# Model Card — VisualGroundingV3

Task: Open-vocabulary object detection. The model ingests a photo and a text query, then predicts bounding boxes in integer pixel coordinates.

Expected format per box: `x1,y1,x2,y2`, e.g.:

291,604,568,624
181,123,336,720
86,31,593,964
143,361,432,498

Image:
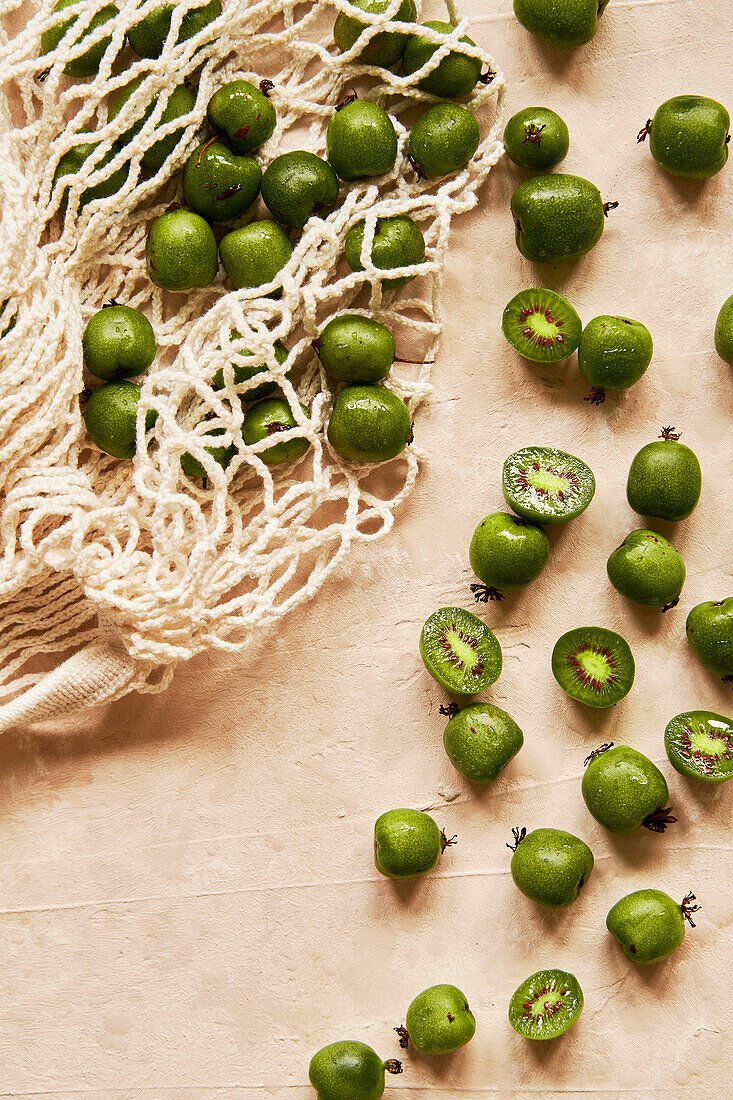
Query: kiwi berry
552,627,635,708
508,969,583,1040
664,710,733,785
503,446,595,524
502,288,582,363
420,607,502,695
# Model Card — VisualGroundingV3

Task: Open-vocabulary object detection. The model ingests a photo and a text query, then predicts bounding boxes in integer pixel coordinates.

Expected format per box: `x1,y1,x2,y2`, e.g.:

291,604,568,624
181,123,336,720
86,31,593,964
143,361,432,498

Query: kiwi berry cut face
552,627,635,708
503,446,595,524
420,607,502,696
502,288,581,363
664,710,733,784
508,969,583,1040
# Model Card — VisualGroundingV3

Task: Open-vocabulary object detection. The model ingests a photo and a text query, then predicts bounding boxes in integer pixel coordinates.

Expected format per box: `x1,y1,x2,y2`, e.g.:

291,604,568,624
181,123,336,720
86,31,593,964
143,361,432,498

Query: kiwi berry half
508,969,583,1040
420,607,502,695
503,446,595,524
664,710,733,784
502,288,582,363
552,627,635,708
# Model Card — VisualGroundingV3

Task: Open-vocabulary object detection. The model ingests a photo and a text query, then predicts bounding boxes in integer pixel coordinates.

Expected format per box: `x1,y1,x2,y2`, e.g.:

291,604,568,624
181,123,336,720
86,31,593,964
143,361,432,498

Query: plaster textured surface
1,1,732,1095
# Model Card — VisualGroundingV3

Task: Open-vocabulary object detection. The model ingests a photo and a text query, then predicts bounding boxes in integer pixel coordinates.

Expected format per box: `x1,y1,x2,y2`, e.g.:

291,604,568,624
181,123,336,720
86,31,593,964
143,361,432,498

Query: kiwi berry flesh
664,710,733,784
503,446,595,524
552,626,635,708
502,288,582,363
420,607,502,695
508,969,583,1040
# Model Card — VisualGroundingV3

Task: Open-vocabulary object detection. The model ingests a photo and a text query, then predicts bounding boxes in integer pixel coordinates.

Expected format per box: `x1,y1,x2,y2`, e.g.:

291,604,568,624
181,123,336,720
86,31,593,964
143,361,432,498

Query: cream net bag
0,0,505,731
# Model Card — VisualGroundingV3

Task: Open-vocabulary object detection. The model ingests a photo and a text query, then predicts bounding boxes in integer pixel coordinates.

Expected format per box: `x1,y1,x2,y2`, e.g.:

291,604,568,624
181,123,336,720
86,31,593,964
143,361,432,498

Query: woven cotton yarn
0,0,506,728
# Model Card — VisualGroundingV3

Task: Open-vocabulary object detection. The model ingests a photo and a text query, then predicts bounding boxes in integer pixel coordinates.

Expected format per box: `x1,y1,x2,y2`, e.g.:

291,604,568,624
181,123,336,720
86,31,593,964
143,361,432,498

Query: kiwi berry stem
470,582,505,604
36,66,51,83
641,806,677,833
394,1026,410,1049
440,829,458,853
583,742,614,767
79,386,92,407
103,300,119,308
335,91,358,111
165,200,182,213
507,826,527,852
439,702,460,717
196,135,218,166
637,120,651,143
385,1059,403,1075
603,201,619,217
406,153,427,181
478,69,495,85
584,387,606,406
680,892,701,927
661,599,680,613
660,425,681,441
259,79,275,96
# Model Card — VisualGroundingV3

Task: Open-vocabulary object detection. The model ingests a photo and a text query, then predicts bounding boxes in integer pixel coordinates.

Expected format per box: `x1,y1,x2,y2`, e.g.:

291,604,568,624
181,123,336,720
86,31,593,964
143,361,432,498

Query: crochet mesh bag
0,0,505,730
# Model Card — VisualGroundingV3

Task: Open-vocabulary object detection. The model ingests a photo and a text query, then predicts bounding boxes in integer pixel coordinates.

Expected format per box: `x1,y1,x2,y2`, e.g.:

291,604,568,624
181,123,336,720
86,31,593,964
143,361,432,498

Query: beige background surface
2,0,733,1095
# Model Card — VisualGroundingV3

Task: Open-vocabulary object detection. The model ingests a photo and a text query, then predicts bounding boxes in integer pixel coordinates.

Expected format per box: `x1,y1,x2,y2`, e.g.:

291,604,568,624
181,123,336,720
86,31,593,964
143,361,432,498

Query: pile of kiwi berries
42,2,493,478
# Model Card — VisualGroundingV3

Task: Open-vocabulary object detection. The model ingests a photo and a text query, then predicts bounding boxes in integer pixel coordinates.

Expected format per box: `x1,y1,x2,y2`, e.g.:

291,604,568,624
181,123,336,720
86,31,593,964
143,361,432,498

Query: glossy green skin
443,702,523,783
503,446,595,524
316,315,395,383
469,511,549,592
181,426,235,479
686,599,733,678
512,174,605,264
665,710,733,784
626,439,701,521
508,969,583,1039
606,529,685,608
408,103,480,177
374,808,443,878
242,397,310,467
261,151,339,229
578,316,653,391
146,208,218,291
108,81,195,172
42,0,119,78
419,607,502,695
714,294,733,366
182,141,261,222
513,0,608,48
127,0,222,58
405,985,475,1054
582,745,669,835
552,627,634,708
502,288,582,363
326,100,397,180
607,890,686,964
83,305,155,380
333,0,417,67
511,828,593,908
327,385,411,463
648,96,730,180
503,107,569,170
84,380,155,459
212,337,288,400
207,79,276,154
345,215,425,288
402,20,481,99
53,143,128,212
219,221,293,291
309,1041,392,1100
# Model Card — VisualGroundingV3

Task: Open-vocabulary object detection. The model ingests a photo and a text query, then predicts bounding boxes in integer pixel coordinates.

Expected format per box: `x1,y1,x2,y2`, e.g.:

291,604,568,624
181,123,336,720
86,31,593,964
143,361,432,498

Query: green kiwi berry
508,970,583,1040
513,0,608,49
327,385,411,463
82,304,155,380
314,314,395,383
503,107,569,170
242,396,310,467
686,598,733,680
407,102,480,178
53,142,129,212
400,985,475,1054
333,0,417,67
581,743,675,834
373,808,452,879
469,511,549,600
606,889,699,964
640,95,730,180
606,529,685,610
207,79,277,154
509,827,594,909
261,151,339,230
665,710,733,784
714,294,733,366
344,215,425,288
626,427,702,521
219,220,293,292
107,79,195,172
326,98,397,180
402,20,483,99
578,315,653,401
182,140,262,223
511,173,607,264
42,0,119,78
503,446,595,524
83,380,156,459
443,702,523,783
308,1040,402,1100
127,0,222,59
145,206,218,291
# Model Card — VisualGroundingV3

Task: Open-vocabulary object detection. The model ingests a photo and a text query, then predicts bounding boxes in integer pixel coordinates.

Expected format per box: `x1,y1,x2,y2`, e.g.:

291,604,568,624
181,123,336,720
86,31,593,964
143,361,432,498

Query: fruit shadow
520,1018,585,1069
400,1044,465,1082
598,928,690,995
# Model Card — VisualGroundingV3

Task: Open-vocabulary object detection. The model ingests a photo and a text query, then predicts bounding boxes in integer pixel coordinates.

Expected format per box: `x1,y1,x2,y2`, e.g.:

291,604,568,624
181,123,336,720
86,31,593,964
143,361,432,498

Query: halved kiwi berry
503,446,595,524
420,607,502,695
664,710,733,784
552,627,635,708
508,969,583,1040
502,288,582,363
